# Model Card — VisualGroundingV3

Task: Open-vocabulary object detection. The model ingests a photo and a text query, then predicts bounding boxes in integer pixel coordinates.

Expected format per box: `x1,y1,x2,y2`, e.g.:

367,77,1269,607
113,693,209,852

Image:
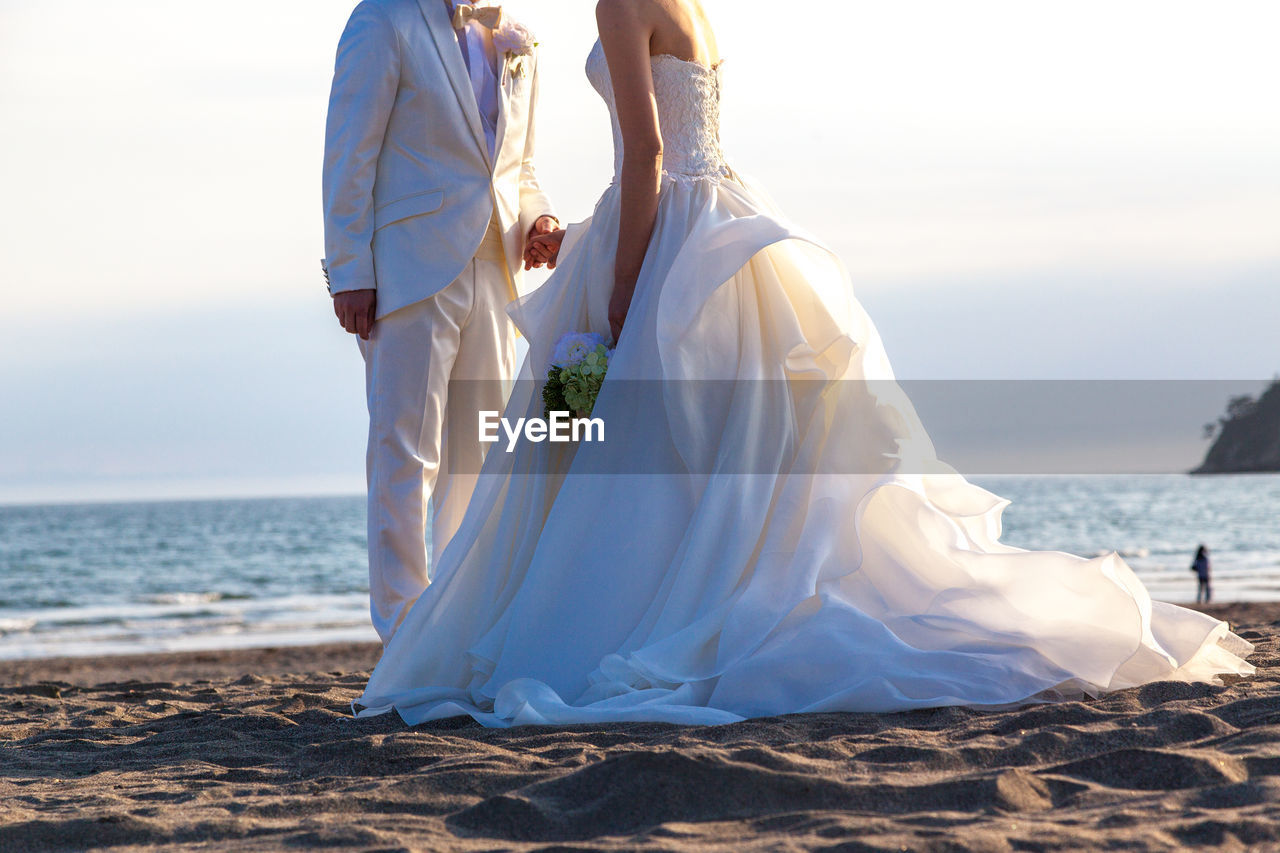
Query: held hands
333,289,377,340
523,215,563,270
524,229,565,270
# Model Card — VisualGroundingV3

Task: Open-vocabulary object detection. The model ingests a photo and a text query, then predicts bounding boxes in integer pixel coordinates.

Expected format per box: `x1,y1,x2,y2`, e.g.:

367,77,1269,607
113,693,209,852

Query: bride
355,0,1254,726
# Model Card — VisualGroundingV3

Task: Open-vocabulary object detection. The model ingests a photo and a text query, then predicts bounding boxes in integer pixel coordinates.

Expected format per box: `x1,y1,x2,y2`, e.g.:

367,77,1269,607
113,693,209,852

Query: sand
2,603,1277,851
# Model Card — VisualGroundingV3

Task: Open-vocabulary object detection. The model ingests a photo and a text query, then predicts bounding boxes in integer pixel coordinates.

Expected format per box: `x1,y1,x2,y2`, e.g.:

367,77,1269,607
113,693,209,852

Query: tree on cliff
1195,378,1280,474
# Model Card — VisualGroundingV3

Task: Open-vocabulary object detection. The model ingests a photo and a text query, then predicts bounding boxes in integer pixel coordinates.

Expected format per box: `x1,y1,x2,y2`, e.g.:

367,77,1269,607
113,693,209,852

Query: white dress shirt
444,0,501,160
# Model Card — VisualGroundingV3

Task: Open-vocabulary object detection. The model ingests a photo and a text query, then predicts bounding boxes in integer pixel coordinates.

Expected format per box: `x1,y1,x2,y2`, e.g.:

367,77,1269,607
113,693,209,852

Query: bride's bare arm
597,0,662,343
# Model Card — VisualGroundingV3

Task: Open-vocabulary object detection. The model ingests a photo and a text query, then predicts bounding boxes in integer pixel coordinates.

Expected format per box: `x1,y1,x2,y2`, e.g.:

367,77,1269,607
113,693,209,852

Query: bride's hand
523,229,566,270
609,280,635,343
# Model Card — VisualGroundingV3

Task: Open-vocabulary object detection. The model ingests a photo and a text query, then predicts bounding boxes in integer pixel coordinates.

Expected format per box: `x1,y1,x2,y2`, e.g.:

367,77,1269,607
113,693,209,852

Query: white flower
551,332,607,368
493,17,537,56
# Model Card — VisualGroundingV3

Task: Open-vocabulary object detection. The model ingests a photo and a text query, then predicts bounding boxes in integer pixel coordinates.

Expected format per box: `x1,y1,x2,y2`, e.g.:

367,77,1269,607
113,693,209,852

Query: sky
1,0,1278,502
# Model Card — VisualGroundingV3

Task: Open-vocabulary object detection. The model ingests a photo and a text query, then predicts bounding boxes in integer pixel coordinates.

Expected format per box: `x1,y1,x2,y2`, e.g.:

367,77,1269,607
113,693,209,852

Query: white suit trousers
358,223,517,644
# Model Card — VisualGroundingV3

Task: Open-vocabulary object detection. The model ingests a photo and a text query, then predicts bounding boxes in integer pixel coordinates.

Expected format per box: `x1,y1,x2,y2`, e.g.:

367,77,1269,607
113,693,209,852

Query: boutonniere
493,16,538,72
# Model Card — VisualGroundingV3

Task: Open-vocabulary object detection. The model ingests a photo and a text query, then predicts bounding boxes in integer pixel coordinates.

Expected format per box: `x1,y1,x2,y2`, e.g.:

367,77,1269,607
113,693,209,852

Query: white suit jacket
323,0,555,318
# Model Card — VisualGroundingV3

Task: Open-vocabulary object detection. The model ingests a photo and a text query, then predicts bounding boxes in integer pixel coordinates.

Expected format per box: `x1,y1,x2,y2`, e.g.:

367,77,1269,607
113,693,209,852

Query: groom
322,0,558,644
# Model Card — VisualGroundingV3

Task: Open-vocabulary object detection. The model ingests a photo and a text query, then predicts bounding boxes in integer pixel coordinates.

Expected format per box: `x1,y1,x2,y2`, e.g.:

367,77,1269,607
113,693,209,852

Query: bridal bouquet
542,332,612,418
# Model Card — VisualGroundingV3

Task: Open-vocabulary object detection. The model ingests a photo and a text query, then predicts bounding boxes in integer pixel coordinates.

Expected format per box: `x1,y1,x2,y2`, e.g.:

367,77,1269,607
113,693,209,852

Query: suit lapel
414,0,491,167
493,56,512,167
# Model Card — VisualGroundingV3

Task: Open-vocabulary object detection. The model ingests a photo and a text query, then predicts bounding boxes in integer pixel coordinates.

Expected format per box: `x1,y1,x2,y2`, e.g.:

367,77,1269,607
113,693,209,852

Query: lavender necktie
444,0,472,73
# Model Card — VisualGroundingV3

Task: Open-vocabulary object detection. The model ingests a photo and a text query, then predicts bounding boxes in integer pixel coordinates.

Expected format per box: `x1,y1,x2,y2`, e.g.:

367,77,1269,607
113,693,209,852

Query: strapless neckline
649,52,725,74
588,38,724,73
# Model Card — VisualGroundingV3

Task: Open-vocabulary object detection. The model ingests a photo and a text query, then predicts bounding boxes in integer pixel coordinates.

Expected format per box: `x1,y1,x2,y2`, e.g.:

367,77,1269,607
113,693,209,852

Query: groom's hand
524,215,561,270
333,289,377,341
524,230,566,271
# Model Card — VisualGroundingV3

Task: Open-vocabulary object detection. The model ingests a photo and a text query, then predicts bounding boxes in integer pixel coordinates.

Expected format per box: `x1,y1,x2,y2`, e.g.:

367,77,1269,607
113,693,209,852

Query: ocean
2,474,1278,660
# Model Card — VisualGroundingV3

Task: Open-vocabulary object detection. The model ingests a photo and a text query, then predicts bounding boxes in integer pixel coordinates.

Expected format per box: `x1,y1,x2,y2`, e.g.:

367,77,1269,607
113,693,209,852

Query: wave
0,616,38,636
0,592,375,660
1091,547,1151,559
143,592,236,605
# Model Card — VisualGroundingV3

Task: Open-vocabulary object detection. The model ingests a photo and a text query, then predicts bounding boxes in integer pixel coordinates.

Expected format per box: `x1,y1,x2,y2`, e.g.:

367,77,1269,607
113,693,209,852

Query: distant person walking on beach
1192,545,1212,604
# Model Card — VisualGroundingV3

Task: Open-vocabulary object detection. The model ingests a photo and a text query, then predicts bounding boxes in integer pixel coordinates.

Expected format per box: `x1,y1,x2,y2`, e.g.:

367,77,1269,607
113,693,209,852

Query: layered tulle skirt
355,172,1254,727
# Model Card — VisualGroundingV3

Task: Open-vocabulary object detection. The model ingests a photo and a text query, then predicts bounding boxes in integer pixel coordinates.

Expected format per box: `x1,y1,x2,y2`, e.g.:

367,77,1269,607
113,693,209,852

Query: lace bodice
585,39,729,183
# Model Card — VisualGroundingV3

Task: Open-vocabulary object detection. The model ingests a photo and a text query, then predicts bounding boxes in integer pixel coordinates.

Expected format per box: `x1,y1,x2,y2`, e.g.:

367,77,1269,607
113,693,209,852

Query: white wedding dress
354,41,1254,727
